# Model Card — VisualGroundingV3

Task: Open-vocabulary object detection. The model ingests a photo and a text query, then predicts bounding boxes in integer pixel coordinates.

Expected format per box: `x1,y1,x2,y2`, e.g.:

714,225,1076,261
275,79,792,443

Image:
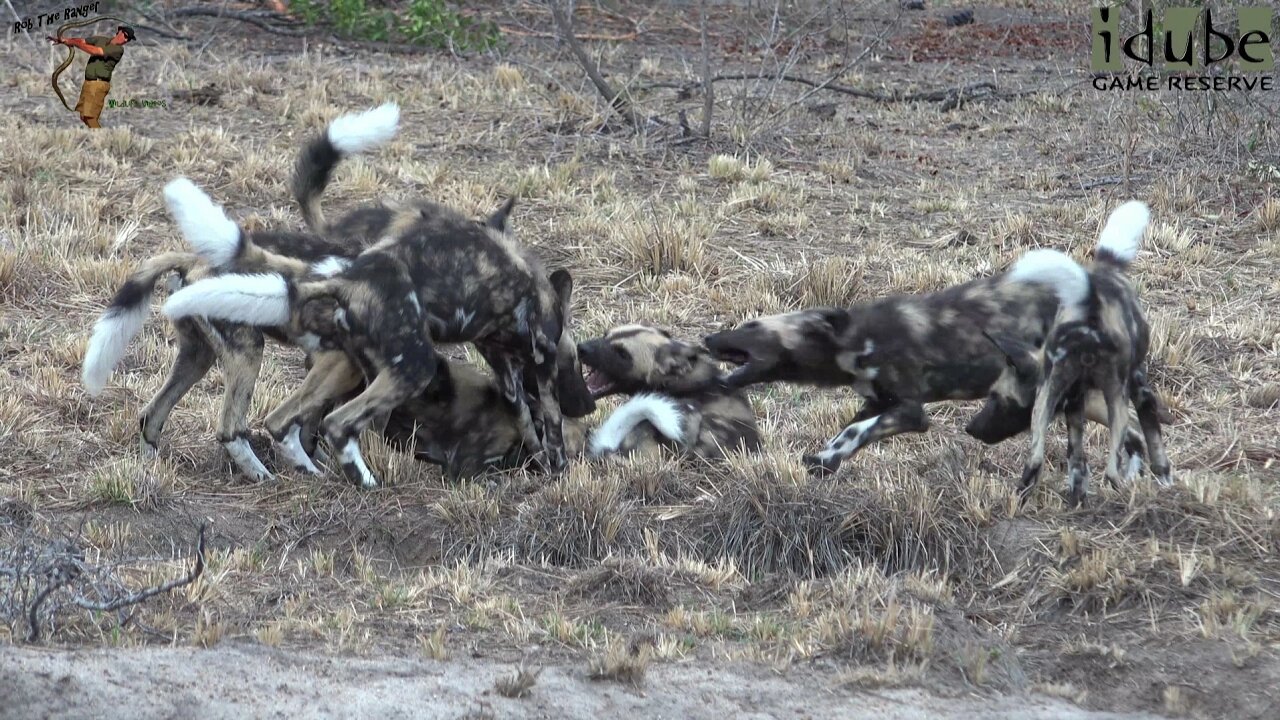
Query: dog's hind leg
138,319,215,457
1018,365,1075,507
1084,391,1145,482
802,398,928,477
265,351,363,474
1063,392,1090,508
1130,368,1173,487
1099,373,1133,500
214,324,271,482
322,369,428,489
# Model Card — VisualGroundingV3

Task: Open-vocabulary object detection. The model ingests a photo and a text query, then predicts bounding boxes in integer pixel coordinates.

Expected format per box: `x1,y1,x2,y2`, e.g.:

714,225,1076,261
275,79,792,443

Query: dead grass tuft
512,467,636,566
494,663,540,699
587,638,652,686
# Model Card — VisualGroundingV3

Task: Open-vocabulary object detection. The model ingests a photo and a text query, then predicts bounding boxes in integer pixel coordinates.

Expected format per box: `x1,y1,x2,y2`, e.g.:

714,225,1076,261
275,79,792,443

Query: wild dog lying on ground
703,240,1153,477
161,183,588,489
982,201,1172,508
576,325,762,461
80,103,403,480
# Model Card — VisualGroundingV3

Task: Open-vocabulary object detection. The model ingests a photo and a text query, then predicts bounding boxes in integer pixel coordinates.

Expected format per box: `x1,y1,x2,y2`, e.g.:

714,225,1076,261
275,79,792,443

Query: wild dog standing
80,104,402,480
988,202,1172,507
161,185,585,489
704,243,1150,477
577,325,762,460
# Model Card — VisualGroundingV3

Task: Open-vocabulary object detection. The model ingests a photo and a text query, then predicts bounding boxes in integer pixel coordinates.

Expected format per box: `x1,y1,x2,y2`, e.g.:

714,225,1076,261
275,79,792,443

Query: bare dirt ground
2,1,1279,718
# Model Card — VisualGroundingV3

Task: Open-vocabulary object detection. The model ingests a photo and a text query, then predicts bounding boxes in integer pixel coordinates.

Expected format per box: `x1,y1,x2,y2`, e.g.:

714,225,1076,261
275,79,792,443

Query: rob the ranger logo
1091,6,1275,92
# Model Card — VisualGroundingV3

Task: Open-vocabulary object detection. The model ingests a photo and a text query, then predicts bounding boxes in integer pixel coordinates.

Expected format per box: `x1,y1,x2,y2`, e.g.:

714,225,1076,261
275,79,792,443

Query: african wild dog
703,240,1152,477
160,182,587,489
80,103,405,480
576,325,762,461
982,201,1172,507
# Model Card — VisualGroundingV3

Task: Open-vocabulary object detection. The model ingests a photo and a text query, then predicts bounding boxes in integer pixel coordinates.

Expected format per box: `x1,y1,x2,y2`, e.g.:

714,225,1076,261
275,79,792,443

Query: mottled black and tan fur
989,201,1173,508
577,325,762,461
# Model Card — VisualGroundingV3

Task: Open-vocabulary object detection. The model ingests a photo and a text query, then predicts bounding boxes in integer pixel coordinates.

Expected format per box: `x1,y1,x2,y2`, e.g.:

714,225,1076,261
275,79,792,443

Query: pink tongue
585,369,612,395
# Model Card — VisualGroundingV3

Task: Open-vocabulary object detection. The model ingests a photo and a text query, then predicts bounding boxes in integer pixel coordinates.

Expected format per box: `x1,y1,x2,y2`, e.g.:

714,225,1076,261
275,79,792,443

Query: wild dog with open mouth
80,103,405,480
576,325,762,461
161,183,588,489
704,239,1152,477
980,202,1172,507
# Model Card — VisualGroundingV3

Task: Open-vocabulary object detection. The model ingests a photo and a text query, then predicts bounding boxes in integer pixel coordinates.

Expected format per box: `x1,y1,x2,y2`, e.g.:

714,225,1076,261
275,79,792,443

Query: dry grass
1,3,1278,717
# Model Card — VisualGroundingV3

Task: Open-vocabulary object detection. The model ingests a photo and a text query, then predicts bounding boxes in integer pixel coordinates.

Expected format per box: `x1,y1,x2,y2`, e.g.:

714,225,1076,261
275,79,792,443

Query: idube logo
1091,6,1274,92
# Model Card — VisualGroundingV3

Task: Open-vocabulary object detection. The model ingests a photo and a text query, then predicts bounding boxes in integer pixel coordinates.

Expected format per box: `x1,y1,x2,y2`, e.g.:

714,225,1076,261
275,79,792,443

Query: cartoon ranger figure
47,25,135,128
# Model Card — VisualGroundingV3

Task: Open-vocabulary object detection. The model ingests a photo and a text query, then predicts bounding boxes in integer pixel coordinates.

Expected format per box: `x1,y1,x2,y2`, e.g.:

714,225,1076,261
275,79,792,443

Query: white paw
277,424,322,475
224,437,274,482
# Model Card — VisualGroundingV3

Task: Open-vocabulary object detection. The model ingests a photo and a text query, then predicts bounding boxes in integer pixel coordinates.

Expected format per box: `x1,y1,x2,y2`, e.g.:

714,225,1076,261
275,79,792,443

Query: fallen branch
168,6,309,37
549,0,653,129
24,524,207,642
651,73,1029,110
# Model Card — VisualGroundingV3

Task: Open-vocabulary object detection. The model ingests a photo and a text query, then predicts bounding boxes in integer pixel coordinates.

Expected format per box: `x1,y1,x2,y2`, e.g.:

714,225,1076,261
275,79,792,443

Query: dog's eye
614,346,631,362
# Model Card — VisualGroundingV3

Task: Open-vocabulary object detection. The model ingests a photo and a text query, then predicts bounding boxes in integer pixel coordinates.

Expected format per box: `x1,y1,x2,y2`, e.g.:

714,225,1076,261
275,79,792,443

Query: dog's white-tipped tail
327,103,400,155
1096,200,1150,267
163,177,241,268
81,302,149,396
162,273,290,327
1007,248,1091,310
588,394,685,458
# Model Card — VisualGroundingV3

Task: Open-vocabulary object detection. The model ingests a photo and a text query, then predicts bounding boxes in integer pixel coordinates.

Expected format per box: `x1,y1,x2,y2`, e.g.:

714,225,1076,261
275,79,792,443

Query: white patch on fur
163,177,240,268
223,437,272,481
163,273,290,326
588,394,685,457
406,292,421,315
1124,451,1143,482
81,302,149,396
334,308,349,331
297,333,321,352
1097,200,1150,265
819,416,879,462
164,274,184,293
454,308,476,332
327,103,401,156
391,354,404,365
340,438,379,489
277,424,321,475
1007,249,1091,310
311,256,350,277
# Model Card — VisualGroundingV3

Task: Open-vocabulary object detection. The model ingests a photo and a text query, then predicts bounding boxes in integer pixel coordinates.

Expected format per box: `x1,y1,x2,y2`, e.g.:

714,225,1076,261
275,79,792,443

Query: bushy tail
588,393,685,457
1006,248,1091,311
82,251,201,396
162,273,292,328
293,102,401,233
163,177,243,269
1095,200,1150,269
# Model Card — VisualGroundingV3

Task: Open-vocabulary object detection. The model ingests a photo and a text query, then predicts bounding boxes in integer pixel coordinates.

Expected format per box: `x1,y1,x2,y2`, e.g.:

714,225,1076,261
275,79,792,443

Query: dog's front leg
803,399,927,477
530,339,568,473
265,351,363,474
479,347,541,454
322,370,423,489
215,324,271,482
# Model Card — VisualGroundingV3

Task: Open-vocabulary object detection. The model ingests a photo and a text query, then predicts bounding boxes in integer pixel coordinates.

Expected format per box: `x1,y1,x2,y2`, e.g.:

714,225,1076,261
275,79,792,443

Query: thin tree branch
549,0,646,129
699,0,712,138
168,7,309,37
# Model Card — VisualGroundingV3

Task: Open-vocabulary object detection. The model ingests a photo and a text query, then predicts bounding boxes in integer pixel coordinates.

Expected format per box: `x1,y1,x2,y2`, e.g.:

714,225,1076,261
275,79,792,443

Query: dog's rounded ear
550,269,575,320
656,342,699,377
983,330,1040,377
299,295,344,336
485,197,517,234
816,307,851,337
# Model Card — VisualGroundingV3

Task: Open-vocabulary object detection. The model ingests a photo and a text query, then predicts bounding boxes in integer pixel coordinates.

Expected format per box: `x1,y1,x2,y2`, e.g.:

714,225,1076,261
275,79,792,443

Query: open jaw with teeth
584,367,616,399
707,347,755,385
